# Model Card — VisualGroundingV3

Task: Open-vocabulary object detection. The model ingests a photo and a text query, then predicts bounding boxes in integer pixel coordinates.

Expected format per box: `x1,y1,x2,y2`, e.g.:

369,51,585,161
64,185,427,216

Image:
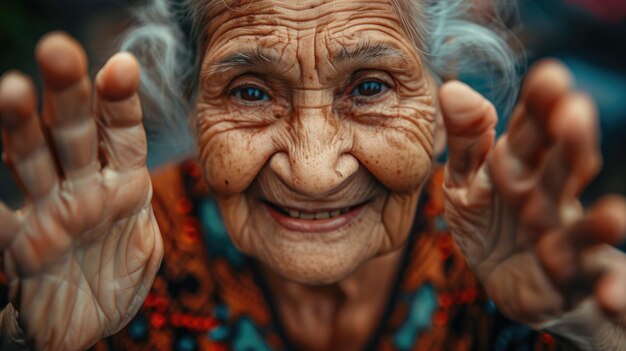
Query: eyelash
229,85,271,103
350,79,390,99
228,75,392,106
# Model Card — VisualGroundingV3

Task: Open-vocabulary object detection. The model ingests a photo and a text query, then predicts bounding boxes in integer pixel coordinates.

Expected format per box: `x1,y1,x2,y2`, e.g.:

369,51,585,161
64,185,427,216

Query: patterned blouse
1,161,573,350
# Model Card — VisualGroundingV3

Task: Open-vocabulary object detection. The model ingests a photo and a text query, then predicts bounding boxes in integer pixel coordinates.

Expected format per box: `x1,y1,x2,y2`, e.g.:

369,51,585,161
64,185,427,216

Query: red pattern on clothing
0,162,572,350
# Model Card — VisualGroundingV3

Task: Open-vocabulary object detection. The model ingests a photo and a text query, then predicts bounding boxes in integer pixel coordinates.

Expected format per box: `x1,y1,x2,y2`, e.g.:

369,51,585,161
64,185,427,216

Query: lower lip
265,204,366,233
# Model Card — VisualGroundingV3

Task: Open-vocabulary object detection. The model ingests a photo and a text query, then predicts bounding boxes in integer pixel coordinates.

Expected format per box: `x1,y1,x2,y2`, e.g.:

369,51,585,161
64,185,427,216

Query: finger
439,81,497,185
517,93,600,232
490,61,573,209
537,197,626,295
595,271,626,321
94,52,146,172
536,228,579,289
540,94,601,208
36,32,100,181
506,59,572,168
0,202,20,250
576,246,626,322
0,71,59,199
536,233,614,312
495,60,571,177
568,195,626,249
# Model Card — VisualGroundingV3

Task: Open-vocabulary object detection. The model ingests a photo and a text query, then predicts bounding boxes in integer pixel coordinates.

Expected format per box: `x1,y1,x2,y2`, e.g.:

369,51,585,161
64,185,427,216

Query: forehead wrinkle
202,3,426,91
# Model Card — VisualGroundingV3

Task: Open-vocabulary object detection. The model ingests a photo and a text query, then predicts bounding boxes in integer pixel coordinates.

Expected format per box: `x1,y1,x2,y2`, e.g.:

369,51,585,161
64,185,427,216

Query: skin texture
1,1,626,351
194,3,439,348
197,0,435,285
0,33,163,350
440,65,626,349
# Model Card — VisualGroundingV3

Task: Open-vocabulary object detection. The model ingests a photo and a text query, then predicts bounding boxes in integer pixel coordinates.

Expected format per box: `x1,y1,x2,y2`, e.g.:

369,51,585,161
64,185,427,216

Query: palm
5,170,157,348
0,33,163,350
444,160,567,326
440,60,626,330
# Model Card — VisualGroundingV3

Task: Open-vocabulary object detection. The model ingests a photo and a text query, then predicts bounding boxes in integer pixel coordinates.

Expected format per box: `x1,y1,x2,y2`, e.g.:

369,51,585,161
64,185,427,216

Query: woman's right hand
0,32,163,350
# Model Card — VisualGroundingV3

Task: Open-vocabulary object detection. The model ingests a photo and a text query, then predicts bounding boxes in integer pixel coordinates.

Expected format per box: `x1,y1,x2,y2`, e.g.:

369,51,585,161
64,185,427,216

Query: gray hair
120,0,521,161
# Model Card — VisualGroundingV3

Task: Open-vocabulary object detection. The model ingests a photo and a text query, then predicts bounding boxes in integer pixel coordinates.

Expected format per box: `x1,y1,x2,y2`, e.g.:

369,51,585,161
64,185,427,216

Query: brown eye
231,86,270,102
351,80,388,97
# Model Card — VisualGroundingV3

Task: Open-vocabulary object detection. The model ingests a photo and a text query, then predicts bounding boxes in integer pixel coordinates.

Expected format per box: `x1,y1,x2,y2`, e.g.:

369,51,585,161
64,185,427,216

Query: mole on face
196,0,439,284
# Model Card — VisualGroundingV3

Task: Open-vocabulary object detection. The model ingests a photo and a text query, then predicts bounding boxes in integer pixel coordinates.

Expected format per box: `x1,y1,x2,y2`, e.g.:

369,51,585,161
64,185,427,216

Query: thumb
439,81,497,186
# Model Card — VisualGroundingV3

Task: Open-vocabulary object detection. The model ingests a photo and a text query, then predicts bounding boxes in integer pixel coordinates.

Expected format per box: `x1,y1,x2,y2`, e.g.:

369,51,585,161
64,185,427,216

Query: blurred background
0,0,625,209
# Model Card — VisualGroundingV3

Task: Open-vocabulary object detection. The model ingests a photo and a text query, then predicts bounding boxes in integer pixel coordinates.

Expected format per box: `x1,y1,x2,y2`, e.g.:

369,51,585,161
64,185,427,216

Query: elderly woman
1,0,626,350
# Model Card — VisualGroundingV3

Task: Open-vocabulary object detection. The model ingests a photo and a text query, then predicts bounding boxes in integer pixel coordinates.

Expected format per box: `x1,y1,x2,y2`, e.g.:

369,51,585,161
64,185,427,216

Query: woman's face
196,0,438,284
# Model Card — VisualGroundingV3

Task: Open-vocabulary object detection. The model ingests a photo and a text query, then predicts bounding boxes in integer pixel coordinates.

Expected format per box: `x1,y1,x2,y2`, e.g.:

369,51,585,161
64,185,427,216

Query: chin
217,166,418,285
225,204,388,286
257,243,375,285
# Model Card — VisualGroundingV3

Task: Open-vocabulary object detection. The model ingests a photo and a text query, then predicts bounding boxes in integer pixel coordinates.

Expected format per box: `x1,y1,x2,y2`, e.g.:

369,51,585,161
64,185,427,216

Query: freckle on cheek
225,179,229,186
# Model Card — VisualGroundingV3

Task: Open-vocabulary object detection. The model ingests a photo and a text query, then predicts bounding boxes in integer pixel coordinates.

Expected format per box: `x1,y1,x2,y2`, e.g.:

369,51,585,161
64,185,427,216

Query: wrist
539,298,626,351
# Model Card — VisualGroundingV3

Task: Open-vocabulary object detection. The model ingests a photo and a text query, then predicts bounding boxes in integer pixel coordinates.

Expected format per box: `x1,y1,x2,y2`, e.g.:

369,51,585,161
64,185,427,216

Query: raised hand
440,60,626,348
0,33,163,350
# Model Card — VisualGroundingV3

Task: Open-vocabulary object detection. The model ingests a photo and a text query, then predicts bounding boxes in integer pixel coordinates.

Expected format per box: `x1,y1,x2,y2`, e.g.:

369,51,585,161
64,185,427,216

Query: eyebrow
208,48,280,74
333,41,404,64
206,41,405,75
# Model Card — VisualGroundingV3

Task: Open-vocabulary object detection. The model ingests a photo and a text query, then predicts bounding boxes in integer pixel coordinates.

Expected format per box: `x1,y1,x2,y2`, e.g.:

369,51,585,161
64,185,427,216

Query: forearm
0,304,29,351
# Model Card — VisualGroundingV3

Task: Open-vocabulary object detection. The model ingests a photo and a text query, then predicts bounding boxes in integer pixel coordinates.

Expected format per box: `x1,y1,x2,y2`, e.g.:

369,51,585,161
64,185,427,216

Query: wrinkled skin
0,35,163,350
440,69,626,347
196,2,437,348
1,0,626,351
198,0,434,286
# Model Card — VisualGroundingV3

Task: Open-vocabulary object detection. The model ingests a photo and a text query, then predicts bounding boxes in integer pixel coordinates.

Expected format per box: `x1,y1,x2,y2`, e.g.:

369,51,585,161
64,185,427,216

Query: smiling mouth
266,202,355,219
263,201,368,233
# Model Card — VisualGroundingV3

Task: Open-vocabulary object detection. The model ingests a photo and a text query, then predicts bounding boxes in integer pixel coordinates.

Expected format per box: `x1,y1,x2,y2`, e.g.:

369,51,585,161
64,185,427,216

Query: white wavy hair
120,0,520,158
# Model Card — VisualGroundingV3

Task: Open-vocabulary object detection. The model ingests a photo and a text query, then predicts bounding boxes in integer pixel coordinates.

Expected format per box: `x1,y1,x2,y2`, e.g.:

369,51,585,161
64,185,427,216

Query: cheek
195,114,278,195
382,190,422,251
346,78,437,193
352,119,434,193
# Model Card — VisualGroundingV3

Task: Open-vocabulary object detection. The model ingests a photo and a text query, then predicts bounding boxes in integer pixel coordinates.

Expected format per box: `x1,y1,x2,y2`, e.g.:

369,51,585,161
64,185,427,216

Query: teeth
315,212,330,219
300,213,315,219
283,207,352,219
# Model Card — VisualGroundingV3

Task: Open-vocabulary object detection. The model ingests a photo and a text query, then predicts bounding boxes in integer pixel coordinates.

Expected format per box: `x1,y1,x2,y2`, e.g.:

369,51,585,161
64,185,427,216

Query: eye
231,86,270,102
351,80,388,97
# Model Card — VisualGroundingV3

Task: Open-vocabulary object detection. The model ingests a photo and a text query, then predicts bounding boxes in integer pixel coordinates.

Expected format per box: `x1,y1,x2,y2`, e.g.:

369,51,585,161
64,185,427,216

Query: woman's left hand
440,59,626,350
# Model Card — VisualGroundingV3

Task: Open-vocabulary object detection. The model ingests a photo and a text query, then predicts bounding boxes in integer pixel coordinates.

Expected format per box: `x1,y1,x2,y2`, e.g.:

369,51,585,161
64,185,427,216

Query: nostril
269,150,359,198
336,154,359,180
269,152,293,182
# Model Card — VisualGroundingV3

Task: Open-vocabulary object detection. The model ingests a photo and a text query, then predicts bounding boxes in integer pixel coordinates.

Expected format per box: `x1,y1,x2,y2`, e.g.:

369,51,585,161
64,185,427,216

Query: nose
269,106,358,199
